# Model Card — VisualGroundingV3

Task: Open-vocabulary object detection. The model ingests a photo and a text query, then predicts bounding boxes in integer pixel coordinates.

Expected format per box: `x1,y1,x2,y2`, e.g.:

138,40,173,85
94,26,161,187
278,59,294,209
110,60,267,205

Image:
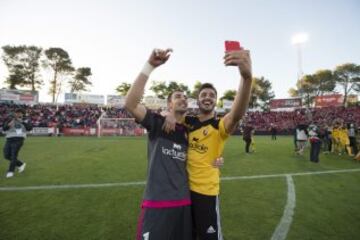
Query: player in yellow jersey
332,123,341,154
183,50,252,240
339,125,352,156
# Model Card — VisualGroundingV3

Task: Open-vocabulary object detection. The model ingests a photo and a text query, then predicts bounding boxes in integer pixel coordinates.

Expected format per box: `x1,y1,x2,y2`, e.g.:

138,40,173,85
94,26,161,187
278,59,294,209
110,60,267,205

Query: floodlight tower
291,33,309,81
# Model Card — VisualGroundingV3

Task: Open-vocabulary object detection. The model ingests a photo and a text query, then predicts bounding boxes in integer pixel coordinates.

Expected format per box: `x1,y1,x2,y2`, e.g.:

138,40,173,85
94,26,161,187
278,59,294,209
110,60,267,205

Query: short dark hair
198,83,217,97
167,90,184,103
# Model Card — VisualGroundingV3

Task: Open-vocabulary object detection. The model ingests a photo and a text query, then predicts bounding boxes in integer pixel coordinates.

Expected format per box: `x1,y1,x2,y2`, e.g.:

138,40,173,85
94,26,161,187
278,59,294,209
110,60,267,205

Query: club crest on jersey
203,128,208,136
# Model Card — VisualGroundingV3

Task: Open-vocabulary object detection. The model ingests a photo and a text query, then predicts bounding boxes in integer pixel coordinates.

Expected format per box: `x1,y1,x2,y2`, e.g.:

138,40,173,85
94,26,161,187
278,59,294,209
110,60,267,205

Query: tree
296,74,317,107
334,63,360,106
24,46,43,91
218,90,236,108
43,48,74,103
150,81,190,99
354,83,360,93
249,77,275,110
167,81,190,96
190,81,202,98
288,87,299,97
69,67,92,93
221,90,236,100
150,81,168,99
5,65,27,89
115,82,131,96
288,70,335,107
2,45,27,89
313,69,335,96
2,45,43,90
257,77,275,110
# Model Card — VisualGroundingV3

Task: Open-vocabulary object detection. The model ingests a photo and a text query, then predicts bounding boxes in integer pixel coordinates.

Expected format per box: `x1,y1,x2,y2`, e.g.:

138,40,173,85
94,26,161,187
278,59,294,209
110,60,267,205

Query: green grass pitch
0,136,359,240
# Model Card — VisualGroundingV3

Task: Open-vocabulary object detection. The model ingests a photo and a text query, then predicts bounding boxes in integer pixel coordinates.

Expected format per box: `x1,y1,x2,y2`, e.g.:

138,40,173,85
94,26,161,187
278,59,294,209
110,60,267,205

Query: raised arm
223,49,253,134
124,48,172,122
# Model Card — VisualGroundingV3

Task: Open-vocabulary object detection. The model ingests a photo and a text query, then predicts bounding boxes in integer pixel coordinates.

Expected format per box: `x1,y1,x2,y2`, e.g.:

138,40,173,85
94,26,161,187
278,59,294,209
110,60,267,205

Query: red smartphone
225,40,241,51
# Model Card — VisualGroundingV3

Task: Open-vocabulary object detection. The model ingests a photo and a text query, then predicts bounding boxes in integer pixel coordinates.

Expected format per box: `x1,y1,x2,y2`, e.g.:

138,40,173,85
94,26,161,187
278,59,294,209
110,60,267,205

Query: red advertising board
99,128,145,136
0,89,38,104
62,127,145,136
270,98,302,109
62,128,93,136
315,94,343,107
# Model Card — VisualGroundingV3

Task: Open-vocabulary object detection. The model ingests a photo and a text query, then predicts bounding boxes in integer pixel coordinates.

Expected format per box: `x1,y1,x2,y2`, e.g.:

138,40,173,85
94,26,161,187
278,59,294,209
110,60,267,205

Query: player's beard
199,106,214,114
198,100,215,114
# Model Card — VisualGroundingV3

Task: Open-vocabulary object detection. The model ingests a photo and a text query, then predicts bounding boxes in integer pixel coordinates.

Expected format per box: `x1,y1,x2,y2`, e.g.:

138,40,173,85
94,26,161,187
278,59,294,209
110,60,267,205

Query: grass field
0,136,359,240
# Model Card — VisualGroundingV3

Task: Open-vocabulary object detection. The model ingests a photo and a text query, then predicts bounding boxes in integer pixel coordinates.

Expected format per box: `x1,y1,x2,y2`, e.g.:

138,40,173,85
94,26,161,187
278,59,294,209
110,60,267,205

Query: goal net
97,118,145,137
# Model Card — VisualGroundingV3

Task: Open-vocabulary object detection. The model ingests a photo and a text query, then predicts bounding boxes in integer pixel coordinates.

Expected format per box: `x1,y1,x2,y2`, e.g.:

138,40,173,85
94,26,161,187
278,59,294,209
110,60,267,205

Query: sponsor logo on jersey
173,143,182,150
162,145,186,161
189,137,208,154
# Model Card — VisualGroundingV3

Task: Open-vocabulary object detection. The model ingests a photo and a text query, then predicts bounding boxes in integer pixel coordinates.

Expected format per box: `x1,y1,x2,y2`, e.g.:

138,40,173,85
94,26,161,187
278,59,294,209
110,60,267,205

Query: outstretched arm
223,49,253,134
124,48,172,122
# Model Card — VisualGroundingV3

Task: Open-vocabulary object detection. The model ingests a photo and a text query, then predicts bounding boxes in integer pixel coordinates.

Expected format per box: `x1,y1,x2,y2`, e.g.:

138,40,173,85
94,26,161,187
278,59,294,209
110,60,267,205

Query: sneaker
6,172,14,178
18,163,26,173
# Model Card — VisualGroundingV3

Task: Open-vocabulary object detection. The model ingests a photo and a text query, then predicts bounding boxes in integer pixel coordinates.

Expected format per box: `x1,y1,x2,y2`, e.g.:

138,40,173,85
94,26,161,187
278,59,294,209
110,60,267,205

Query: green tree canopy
190,81,202,98
221,90,236,100
150,81,190,99
249,77,275,110
115,82,131,96
43,48,74,103
2,45,43,90
288,69,336,107
334,63,360,106
69,67,92,93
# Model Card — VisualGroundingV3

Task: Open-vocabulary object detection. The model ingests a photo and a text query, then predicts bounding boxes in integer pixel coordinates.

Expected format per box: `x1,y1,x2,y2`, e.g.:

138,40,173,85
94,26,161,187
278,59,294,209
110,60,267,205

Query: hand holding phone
223,41,252,79
225,40,241,52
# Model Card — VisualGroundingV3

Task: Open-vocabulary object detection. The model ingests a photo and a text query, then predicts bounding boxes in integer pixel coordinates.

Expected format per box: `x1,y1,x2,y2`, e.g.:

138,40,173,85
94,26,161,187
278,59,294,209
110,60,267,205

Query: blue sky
0,0,359,103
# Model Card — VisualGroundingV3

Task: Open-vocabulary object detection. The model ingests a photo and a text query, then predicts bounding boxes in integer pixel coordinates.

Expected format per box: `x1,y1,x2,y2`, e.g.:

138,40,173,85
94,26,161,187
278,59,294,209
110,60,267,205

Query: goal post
97,118,145,137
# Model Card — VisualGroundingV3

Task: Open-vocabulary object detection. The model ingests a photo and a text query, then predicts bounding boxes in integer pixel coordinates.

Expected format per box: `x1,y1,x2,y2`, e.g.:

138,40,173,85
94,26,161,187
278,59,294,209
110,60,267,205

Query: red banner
99,128,145,136
270,98,302,109
62,127,145,136
315,94,343,107
62,128,93,136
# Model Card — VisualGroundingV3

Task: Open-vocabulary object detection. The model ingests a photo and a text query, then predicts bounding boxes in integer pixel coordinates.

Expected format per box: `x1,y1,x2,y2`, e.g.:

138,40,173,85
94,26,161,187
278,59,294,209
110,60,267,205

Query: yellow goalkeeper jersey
332,127,340,141
185,115,229,196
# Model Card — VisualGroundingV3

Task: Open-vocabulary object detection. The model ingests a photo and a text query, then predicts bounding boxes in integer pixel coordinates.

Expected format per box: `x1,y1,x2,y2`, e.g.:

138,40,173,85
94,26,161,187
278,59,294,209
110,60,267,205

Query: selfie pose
163,41,253,240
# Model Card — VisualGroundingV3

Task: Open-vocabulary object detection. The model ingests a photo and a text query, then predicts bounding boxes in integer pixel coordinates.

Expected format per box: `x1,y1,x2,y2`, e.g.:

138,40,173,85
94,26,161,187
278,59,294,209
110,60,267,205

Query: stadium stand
1,102,360,134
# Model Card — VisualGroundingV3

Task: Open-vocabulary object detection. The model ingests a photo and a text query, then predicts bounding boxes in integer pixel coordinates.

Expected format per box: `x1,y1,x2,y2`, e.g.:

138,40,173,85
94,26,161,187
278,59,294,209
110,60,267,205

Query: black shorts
136,205,192,240
191,191,223,240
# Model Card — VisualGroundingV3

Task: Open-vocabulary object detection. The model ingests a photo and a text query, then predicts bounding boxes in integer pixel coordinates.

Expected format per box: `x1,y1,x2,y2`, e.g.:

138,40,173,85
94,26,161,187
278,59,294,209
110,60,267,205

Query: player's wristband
141,62,155,77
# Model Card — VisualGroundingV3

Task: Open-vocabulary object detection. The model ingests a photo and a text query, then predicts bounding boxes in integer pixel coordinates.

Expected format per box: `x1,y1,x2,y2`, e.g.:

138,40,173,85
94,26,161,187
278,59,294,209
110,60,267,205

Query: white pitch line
220,168,360,181
271,175,296,240
0,168,359,192
0,181,146,191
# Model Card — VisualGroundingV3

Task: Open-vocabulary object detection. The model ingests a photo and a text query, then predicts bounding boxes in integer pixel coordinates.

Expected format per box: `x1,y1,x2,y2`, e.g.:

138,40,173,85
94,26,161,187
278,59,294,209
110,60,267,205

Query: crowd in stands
245,106,360,134
0,103,102,129
1,103,360,133
103,107,132,119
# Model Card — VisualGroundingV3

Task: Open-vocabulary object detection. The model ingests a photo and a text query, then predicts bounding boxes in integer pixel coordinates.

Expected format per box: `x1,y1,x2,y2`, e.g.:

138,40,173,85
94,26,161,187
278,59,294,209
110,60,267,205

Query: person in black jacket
308,124,322,163
242,122,254,153
2,108,32,178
